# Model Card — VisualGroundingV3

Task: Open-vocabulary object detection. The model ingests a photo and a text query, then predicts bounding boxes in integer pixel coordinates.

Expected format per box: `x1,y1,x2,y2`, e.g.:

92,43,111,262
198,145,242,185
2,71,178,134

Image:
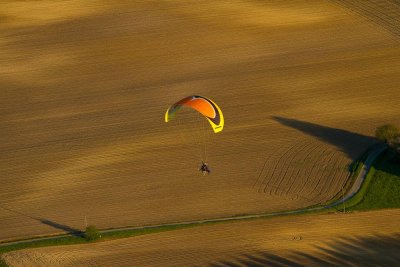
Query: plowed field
3,209,400,266
1,0,400,241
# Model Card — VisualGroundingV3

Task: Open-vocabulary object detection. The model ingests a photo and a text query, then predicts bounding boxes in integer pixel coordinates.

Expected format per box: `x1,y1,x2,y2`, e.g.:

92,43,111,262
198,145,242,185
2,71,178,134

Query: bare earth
1,0,400,242
3,209,400,266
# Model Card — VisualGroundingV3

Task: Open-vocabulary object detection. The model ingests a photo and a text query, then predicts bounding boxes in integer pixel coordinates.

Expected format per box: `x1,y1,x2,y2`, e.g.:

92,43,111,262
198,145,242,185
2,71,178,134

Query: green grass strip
100,224,198,241
0,236,85,254
334,167,376,211
0,258,8,267
0,224,200,255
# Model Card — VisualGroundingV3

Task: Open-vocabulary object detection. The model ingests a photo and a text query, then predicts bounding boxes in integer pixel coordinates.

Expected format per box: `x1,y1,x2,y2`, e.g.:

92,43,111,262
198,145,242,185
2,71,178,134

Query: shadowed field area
1,0,400,242
2,209,400,266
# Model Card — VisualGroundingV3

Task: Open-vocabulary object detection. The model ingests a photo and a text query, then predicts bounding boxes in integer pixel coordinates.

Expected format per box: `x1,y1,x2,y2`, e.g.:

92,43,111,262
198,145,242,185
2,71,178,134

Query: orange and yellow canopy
165,95,224,133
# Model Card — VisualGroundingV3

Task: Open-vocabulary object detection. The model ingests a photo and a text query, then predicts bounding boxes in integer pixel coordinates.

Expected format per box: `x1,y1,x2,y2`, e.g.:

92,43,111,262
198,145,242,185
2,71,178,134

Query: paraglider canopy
165,95,224,133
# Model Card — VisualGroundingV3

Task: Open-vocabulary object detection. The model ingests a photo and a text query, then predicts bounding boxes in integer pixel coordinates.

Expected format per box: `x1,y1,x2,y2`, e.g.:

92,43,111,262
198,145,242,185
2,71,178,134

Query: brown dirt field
1,0,400,241
3,209,400,266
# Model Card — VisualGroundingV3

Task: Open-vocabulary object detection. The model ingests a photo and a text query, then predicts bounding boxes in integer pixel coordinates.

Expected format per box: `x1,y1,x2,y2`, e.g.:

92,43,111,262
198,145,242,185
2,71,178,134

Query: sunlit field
3,210,400,266
1,0,399,256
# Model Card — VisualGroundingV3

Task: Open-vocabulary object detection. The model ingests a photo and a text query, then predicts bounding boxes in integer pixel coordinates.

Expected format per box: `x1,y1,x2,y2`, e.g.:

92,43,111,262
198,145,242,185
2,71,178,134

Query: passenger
199,161,211,175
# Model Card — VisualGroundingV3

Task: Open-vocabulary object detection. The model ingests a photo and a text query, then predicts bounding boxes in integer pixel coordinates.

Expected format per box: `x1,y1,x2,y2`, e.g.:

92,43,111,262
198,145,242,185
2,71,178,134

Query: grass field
2,209,400,266
1,0,400,246
344,150,400,211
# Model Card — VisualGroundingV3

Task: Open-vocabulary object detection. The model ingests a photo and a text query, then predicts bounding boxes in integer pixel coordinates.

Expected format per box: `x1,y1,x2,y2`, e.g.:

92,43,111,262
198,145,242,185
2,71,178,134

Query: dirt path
325,144,387,209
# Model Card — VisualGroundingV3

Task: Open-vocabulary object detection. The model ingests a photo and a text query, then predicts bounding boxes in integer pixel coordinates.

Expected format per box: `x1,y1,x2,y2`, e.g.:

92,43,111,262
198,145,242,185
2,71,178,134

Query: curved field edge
0,144,392,256
301,146,370,210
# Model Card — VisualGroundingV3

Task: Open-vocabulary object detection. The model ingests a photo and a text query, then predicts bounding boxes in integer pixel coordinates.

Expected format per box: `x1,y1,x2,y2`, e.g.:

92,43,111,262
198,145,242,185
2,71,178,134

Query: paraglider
199,161,211,175
165,95,224,174
165,95,224,133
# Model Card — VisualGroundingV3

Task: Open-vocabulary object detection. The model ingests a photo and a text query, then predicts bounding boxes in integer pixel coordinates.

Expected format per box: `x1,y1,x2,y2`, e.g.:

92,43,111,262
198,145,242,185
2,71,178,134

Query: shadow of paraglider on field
1,207,83,238
210,233,400,266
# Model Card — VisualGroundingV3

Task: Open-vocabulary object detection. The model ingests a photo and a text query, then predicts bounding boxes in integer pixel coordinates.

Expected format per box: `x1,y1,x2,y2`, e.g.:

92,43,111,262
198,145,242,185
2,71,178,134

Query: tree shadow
374,149,400,177
210,233,400,266
272,116,378,162
1,207,83,238
36,218,83,237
